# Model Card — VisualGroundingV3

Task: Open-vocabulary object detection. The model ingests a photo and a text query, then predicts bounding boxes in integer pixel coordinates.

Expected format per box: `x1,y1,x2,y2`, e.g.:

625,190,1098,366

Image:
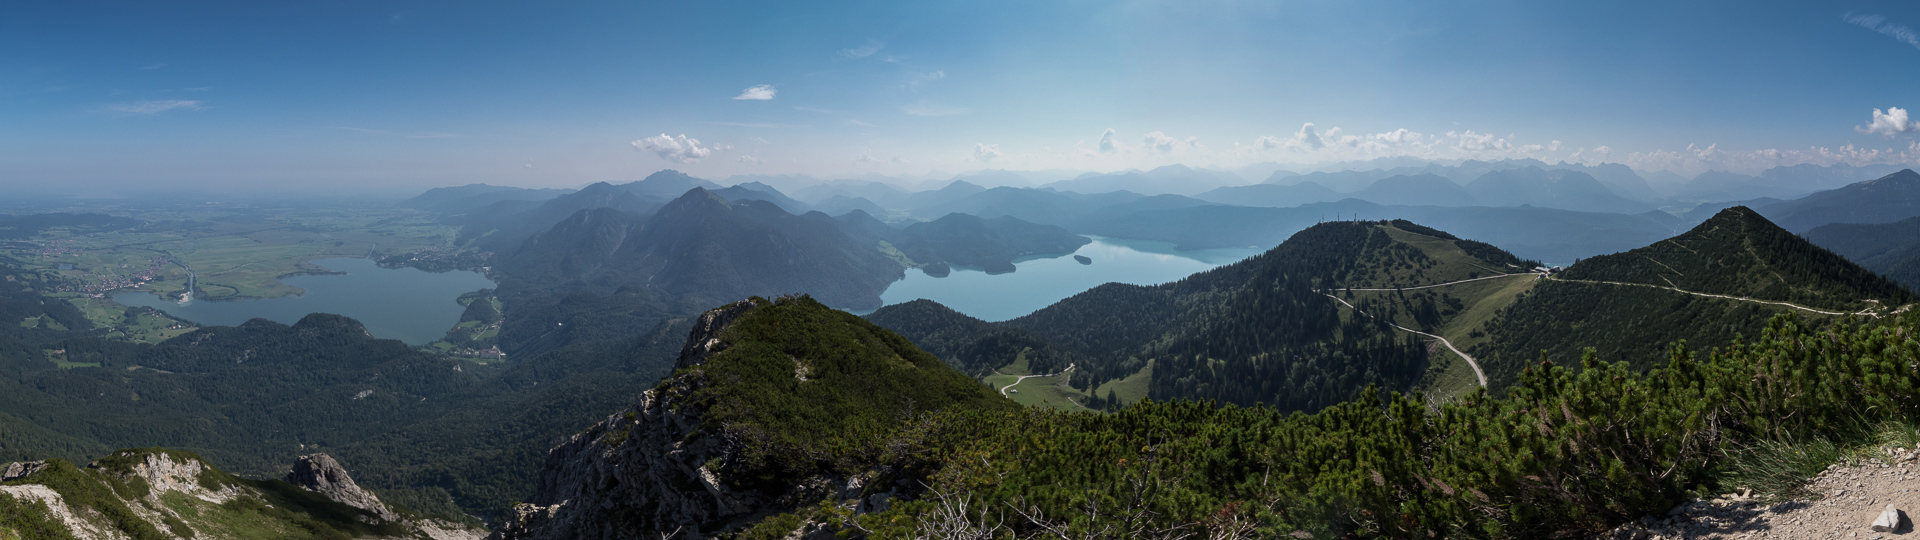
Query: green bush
842,312,1920,538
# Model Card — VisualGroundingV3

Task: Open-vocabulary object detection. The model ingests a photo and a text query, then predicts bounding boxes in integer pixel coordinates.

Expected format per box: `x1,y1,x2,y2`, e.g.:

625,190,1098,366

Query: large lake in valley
873,236,1264,322
115,258,495,346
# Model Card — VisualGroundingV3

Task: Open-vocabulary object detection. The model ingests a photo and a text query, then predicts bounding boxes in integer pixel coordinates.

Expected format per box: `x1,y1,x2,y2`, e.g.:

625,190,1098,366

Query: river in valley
871,236,1264,322
115,258,495,346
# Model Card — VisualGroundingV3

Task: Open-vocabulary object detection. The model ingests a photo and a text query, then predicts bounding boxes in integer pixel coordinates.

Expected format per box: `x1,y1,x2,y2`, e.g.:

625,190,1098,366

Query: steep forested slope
1472,207,1914,389
1558,206,1909,310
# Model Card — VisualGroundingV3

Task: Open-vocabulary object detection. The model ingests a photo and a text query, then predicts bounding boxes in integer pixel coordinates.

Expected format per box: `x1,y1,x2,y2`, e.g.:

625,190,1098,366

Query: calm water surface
115,258,495,345
873,236,1262,322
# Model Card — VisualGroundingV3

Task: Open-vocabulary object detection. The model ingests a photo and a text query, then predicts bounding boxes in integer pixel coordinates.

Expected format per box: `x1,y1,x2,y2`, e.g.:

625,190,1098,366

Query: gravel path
1604,446,1920,539
998,364,1074,396
1552,277,1889,318
1332,272,1535,292
1320,292,1487,387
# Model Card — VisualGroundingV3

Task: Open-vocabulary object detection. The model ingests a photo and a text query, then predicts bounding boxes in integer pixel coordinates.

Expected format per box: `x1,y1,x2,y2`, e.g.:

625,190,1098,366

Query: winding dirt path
1550,277,1890,318
999,364,1075,396
1334,272,1536,292
1320,293,1488,388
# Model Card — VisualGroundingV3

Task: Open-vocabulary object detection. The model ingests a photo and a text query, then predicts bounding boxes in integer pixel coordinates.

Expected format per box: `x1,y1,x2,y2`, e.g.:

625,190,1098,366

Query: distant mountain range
1754,168,1920,232
1806,216,1920,289
1676,163,1907,202
486,186,1096,340
499,189,903,310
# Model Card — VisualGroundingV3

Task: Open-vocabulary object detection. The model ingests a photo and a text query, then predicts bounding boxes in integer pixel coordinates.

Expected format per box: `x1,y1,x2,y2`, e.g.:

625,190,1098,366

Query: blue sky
6,0,1920,192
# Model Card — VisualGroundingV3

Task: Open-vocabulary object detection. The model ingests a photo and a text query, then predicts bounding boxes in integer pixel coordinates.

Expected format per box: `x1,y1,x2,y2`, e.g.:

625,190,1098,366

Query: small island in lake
1074,255,1092,265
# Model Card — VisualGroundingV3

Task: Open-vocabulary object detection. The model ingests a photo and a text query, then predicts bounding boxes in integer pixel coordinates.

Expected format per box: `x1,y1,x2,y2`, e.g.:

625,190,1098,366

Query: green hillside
1473,207,1916,389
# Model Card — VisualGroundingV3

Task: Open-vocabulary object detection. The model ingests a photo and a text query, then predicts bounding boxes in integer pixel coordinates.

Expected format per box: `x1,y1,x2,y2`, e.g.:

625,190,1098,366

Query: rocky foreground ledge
0,449,483,540
1605,445,1920,539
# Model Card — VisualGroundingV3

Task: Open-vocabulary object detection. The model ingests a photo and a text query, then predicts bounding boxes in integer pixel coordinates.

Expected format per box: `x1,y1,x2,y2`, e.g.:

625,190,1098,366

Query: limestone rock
0,460,46,482
0,484,113,540
1873,504,1903,532
286,453,400,522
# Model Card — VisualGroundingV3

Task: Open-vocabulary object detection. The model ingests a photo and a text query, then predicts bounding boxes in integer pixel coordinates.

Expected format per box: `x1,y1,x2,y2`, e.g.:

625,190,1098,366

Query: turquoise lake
115,258,495,346
872,236,1263,322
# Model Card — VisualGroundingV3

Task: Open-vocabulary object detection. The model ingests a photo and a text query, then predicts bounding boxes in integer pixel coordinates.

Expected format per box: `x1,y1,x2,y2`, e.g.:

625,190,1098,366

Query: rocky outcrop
0,460,45,482
286,453,400,522
0,450,486,540
109,450,243,503
674,297,759,369
493,298,865,540
0,484,115,540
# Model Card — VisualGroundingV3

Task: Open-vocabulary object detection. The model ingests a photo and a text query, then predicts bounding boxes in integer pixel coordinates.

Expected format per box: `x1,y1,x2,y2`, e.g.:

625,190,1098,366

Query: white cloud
737,155,762,164
1289,123,1327,150
1141,131,1199,154
1859,107,1920,137
633,134,714,163
845,119,876,127
902,101,966,116
842,39,885,59
733,84,776,101
104,100,205,113
408,132,459,139
1098,128,1120,153
1845,13,1920,51
1447,130,1515,154
1255,135,1282,151
970,143,1003,162
904,70,945,91
140,63,167,70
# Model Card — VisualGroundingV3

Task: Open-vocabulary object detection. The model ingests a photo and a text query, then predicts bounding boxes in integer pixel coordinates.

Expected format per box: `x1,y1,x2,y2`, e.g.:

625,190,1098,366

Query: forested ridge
1559,206,1911,310
872,220,1530,413
1473,207,1916,390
